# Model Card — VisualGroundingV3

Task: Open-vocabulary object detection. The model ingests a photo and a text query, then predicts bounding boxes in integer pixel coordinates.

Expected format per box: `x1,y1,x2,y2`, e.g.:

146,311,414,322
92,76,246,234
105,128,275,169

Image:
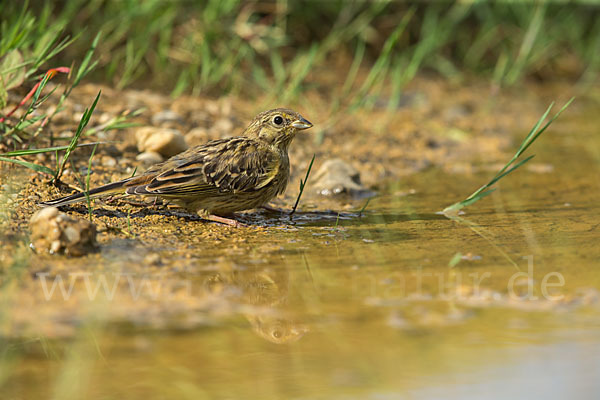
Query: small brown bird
41,108,313,227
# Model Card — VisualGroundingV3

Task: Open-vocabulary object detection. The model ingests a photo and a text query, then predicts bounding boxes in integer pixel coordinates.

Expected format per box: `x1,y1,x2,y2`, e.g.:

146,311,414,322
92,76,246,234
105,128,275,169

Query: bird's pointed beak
291,117,313,130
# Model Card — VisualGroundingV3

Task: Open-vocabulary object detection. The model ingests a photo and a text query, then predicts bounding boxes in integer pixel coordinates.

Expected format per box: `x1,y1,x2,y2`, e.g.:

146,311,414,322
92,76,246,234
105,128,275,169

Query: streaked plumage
41,108,313,226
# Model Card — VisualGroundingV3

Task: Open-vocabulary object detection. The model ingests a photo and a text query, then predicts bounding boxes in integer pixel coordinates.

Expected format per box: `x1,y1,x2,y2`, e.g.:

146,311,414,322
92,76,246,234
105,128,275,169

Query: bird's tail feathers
40,178,132,208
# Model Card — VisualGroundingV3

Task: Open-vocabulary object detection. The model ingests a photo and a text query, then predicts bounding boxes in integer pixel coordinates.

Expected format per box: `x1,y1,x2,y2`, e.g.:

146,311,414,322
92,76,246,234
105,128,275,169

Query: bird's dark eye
273,116,284,125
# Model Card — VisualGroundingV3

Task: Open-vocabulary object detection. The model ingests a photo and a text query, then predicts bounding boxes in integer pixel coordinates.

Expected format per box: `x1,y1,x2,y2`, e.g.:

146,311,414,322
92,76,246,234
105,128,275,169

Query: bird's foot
203,214,248,228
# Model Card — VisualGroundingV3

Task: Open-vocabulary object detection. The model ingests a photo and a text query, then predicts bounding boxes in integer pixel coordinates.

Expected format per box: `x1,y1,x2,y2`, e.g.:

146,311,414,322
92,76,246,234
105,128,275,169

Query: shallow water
2,103,600,399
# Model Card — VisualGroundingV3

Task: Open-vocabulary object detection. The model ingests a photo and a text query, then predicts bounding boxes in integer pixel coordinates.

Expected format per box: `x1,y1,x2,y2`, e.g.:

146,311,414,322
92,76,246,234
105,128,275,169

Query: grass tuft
443,97,574,215
290,154,316,216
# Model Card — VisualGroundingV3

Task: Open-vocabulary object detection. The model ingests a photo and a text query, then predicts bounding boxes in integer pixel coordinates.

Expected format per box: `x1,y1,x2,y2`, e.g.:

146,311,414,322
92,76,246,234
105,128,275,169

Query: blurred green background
2,0,599,104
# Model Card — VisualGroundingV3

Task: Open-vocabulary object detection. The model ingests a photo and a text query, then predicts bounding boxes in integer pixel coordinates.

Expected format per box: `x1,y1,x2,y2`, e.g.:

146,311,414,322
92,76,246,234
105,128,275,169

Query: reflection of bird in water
241,268,308,344
245,314,308,344
204,265,308,344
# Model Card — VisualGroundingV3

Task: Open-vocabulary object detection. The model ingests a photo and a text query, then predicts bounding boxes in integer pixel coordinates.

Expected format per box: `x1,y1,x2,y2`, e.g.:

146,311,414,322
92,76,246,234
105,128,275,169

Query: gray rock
311,158,374,198
30,207,97,256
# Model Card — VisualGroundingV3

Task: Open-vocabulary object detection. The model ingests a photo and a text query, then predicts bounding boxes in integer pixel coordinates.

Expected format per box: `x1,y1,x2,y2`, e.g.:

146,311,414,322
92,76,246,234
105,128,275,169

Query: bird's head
243,108,313,150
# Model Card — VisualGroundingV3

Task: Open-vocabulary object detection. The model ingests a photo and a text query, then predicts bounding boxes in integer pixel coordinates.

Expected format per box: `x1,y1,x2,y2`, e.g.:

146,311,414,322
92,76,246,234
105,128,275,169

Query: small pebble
30,207,97,256
135,127,188,157
101,156,117,168
98,112,112,124
205,101,219,115
136,151,164,165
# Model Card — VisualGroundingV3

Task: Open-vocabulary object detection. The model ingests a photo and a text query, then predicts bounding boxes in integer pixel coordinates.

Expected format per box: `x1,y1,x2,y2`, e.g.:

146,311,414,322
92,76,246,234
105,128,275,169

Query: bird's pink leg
203,214,247,228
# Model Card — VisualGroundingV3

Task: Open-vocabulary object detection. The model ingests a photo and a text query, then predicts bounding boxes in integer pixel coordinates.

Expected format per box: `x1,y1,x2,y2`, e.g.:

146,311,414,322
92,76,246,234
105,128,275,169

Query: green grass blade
0,142,107,157
0,156,54,175
515,102,554,157
518,97,574,156
442,98,573,214
358,198,371,217
453,188,496,210
486,154,535,188
55,91,101,181
85,143,98,221
72,32,101,87
290,154,316,216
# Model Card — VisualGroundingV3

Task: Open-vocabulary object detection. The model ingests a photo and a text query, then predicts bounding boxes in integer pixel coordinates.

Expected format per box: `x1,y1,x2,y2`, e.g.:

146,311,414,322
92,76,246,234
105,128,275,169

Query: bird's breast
274,152,291,195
